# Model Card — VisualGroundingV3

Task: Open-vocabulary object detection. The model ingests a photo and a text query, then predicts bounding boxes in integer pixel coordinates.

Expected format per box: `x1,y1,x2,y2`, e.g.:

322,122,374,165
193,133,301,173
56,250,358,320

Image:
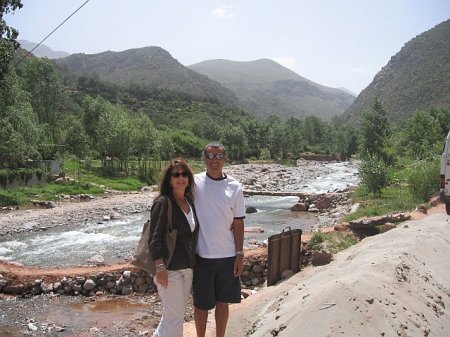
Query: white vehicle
440,131,450,215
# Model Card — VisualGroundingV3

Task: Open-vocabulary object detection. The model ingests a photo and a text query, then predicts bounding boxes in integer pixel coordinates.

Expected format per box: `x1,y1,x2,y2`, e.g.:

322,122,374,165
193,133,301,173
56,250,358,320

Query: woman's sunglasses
171,172,189,178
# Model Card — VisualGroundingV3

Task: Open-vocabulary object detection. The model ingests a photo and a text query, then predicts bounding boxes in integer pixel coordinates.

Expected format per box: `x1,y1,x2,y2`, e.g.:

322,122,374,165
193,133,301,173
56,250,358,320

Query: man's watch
236,250,244,256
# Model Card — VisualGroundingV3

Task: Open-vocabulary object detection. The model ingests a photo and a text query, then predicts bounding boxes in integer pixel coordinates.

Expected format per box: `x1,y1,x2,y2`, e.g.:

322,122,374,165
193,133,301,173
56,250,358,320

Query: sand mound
183,210,450,337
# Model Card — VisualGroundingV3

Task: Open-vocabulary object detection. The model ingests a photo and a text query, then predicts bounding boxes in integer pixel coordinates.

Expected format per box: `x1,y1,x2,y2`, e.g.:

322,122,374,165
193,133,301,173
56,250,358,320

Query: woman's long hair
159,158,195,202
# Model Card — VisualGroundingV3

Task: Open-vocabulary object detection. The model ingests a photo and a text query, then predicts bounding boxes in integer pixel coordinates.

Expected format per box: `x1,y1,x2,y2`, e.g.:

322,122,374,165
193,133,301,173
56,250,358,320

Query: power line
14,0,91,66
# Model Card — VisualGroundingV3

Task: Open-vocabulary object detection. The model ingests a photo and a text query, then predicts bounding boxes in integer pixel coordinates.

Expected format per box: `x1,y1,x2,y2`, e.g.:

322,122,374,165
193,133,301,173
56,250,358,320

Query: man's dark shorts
193,255,241,310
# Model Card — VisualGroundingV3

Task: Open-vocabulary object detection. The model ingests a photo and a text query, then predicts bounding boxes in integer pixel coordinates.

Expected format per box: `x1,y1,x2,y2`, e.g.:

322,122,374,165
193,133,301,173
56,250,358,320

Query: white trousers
153,268,193,337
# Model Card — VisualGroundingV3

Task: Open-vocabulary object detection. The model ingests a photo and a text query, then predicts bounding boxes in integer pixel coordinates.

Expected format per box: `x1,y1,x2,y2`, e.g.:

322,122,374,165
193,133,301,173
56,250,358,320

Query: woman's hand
155,269,169,288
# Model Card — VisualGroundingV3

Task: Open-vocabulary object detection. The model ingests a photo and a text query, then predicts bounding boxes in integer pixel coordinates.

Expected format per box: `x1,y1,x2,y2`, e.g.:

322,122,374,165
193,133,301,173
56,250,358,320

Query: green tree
265,116,286,160
359,155,389,197
303,116,327,150
331,122,358,159
402,110,442,160
284,117,305,159
0,70,42,168
169,129,204,158
65,117,91,163
429,107,450,138
96,103,133,172
159,132,175,162
81,95,110,144
241,118,264,158
21,58,65,155
0,0,22,85
220,125,248,161
359,98,391,164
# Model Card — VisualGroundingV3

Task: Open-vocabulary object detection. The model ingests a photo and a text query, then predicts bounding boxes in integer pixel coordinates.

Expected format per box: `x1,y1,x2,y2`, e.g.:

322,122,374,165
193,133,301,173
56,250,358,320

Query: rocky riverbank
0,160,360,336
0,160,359,237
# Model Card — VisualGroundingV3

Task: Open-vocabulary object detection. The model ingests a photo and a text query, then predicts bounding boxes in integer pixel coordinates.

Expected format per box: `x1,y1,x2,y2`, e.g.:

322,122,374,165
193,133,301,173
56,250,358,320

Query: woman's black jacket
149,195,199,270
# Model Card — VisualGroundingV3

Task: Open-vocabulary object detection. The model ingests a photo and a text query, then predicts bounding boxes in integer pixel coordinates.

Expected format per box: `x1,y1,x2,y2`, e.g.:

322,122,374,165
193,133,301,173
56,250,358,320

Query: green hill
55,46,238,105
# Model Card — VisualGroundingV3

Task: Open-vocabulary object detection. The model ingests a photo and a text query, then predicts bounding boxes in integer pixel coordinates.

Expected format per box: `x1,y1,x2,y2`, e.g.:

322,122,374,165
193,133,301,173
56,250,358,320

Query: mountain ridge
343,19,450,124
189,58,355,120
54,46,239,105
18,39,70,59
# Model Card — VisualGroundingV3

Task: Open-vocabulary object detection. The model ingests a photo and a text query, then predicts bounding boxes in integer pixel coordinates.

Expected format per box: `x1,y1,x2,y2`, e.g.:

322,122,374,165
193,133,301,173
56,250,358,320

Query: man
193,142,246,337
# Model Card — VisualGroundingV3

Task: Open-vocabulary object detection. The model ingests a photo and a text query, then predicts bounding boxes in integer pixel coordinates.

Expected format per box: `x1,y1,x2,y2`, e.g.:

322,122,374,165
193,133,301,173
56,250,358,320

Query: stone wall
1,171,46,189
0,253,269,297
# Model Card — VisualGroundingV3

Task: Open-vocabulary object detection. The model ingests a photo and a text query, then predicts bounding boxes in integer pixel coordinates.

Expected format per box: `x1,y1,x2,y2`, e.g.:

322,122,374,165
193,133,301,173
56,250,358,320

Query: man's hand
233,254,244,277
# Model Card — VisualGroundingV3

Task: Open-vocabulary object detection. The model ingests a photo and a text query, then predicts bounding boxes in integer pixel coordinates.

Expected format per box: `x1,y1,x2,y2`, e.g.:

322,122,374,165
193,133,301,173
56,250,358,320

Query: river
0,161,359,267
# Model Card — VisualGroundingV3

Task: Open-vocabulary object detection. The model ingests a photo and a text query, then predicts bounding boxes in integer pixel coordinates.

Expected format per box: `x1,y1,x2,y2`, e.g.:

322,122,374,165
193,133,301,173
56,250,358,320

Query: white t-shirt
194,172,246,258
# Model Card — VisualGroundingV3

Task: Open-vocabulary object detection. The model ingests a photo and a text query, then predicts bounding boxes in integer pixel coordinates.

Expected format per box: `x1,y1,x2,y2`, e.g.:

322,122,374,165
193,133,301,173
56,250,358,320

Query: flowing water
0,162,359,268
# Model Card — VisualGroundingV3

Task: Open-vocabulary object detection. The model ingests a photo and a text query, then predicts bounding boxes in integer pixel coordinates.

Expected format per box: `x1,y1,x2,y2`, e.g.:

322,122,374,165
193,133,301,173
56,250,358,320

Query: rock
291,203,308,211
121,285,133,295
350,203,360,213
27,323,38,331
380,223,396,233
110,211,122,219
311,250,332,266
245,226,264,233
40,282,54,293
315,196,334,210
87,254,105,264
281,269,294,279
83,279,96,291
246,206,257,214
416,204,427,214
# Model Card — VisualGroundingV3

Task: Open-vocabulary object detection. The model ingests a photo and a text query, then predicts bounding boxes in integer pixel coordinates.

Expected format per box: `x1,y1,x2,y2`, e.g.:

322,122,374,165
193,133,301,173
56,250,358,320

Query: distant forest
1,56,449,177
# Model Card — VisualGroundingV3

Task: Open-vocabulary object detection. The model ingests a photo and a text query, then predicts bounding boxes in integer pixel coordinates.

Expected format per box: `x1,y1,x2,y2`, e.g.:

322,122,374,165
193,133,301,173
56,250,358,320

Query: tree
81,95,110,144
402,110,442,160
284,117,305,159
264,116,286,160
169,129,204,158
21,58,64,143
0,0,22,85
96,103,133,172
359,155,389,198
331,122,358,159
429,107,450,138
359,98,392,164
358,99,392,197
65,117,91,164
0,70,42,168
220,125,248,161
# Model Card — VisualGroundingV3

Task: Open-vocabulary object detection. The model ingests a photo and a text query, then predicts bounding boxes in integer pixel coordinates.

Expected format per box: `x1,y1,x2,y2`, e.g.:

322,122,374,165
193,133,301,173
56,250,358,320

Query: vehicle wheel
446,202,450,215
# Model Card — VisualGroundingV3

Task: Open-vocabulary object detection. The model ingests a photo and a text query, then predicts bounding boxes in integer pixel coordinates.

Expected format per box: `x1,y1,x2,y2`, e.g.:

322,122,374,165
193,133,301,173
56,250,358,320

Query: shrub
359,156,389,197
407,159,440,202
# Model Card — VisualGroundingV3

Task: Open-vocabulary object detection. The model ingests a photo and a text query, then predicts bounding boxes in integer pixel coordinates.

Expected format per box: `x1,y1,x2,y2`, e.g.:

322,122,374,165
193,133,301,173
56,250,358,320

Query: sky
5,0,450,95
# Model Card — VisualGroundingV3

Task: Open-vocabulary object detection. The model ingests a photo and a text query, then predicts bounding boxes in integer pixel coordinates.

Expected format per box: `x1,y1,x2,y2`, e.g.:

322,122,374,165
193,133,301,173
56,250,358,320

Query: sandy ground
182,203,450,337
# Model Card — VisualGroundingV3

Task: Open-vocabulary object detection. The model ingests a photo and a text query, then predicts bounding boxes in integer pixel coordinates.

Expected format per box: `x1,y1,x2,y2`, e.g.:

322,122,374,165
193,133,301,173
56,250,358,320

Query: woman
149,158,199,337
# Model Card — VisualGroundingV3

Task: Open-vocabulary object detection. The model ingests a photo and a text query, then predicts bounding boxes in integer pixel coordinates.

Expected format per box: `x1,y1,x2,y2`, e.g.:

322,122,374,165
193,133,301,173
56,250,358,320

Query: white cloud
213,5,235,20
272,57,297,69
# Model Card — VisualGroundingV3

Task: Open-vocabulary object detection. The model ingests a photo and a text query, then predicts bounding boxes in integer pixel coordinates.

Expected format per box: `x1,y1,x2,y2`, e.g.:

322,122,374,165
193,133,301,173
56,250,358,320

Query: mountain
188,58,355,120
18,40,70,59
343,19,450,124
54,47,238,104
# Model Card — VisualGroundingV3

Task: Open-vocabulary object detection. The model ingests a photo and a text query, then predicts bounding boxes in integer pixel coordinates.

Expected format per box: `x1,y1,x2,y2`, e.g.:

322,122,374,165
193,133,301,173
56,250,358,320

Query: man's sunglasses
171,172,189,178
206,153,224,160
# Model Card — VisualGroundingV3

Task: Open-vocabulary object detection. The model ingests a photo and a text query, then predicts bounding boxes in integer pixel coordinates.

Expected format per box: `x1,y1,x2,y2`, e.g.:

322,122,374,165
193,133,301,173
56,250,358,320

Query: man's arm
231,218,244,277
